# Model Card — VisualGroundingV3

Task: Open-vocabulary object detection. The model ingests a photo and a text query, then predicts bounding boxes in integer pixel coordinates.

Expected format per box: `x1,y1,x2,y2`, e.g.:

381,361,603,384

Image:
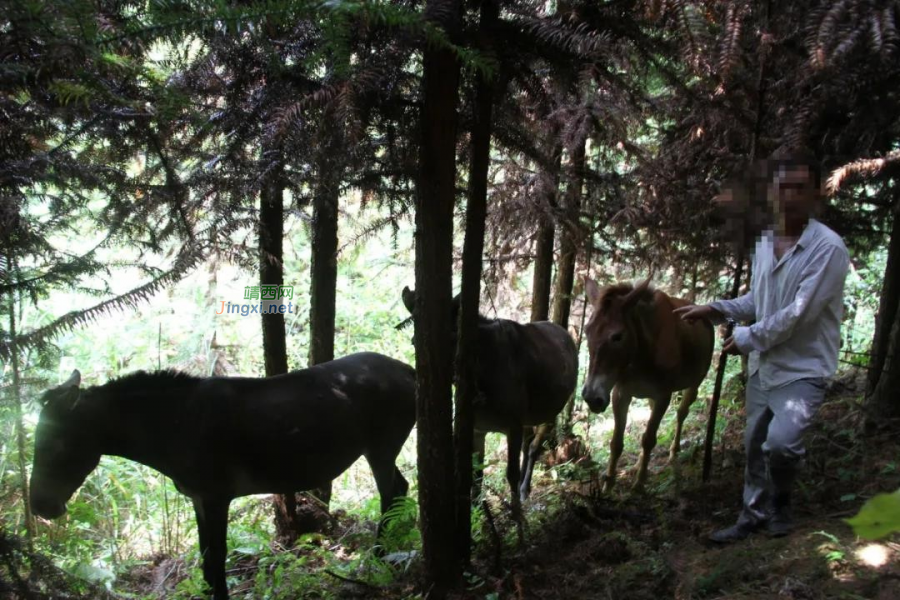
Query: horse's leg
192,500,210,589
518,426,537,502
506,427,525,542
604,387,632,492
193,496,231,600
635,394,671,490
366,454,408,542
393,466,409,498
669,387,698,462
472,429,487,500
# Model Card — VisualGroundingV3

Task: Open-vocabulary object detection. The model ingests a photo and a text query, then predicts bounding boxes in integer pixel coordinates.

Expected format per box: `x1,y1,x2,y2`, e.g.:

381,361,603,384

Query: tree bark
5,254,33,546
259,167,324,544
551,141,586,443
531,145,562,322
309,130,340,369
869,290,900,417
551,140,586,329
302,112,344,512
415,0,462,592
259,170,288,377
453,0,497,568
867,207,900,400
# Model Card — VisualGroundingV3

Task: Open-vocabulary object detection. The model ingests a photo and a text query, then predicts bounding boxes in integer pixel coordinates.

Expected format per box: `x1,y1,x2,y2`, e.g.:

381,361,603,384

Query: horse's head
30,370,102,520
582,276,652,412
400,286,463,342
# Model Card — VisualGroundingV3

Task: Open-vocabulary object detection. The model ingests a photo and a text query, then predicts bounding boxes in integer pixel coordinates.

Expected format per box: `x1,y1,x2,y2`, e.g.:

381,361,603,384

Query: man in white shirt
675,152,850,543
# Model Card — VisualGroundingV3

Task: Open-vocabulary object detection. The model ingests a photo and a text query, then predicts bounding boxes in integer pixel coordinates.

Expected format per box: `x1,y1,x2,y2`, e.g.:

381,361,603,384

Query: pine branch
0,244,206,360
828,150,900,193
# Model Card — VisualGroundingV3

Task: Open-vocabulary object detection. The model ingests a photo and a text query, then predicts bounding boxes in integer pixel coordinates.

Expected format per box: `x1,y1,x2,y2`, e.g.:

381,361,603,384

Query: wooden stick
702,253,745,482
481,499,502,574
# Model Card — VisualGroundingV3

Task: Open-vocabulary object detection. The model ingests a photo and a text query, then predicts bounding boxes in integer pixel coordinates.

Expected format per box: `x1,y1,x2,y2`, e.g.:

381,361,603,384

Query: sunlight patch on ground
856,543,890,568
586,403,653,437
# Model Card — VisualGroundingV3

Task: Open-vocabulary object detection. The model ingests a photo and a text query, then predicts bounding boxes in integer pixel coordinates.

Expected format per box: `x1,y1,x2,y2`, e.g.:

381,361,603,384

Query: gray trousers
738,374,826,526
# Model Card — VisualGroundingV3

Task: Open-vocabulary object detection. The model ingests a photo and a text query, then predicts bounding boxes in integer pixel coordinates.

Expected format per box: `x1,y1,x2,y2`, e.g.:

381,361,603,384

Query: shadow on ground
462,369,900,600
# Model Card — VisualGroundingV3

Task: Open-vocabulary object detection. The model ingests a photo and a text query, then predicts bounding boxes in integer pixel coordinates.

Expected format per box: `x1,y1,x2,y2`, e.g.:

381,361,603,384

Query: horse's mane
97,370,202,395
598,282,655,305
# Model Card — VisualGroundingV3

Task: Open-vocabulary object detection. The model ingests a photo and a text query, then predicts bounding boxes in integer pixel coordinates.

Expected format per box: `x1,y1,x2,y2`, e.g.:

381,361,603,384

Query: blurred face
771,165,819,233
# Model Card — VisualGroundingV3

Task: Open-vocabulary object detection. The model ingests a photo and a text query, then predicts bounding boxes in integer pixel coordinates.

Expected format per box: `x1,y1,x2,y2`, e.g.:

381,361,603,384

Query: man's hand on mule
673,304,723,323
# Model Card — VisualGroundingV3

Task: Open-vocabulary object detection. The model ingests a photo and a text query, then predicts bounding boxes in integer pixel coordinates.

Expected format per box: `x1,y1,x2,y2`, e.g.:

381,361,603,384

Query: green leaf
845,490,900,540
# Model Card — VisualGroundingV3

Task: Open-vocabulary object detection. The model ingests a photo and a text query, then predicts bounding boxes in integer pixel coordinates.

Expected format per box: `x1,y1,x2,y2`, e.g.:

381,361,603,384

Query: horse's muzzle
581,382,611,413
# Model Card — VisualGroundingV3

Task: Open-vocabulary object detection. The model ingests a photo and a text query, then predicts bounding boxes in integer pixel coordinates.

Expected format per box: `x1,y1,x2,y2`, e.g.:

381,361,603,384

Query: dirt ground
7,369,899,600
453,369,900,600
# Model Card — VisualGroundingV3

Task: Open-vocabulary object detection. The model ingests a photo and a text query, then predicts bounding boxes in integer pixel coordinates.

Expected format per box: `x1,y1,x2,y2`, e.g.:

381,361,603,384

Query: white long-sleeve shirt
708,219,850,391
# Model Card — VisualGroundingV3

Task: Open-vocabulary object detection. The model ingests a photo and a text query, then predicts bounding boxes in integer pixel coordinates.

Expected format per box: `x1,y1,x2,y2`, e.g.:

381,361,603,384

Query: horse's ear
584,277,601,307
401,286,416,314
60,370,81,390
39,370,82,408
623,272,654,310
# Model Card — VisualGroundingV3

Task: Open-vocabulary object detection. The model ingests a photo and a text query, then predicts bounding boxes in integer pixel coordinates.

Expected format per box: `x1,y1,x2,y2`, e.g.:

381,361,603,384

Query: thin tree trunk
259,171,288,377
454,0,497,568
705,0,769,478
551,140,586,329
309,134,340,368
5,254,33,545
415,0,462,592
558,211,597,442
869,292,900,417
258,167,309,543
867,207,900,399
547,141,586,446
531,145,562,322
306,114,343,510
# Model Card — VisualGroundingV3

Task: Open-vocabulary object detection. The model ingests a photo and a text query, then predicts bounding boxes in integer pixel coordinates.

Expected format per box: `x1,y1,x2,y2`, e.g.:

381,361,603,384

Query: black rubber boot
708,521,757,544
764,492,793,537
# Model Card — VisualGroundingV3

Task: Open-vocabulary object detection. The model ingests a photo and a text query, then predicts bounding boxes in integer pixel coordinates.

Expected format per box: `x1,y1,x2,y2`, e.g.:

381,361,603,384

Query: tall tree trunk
551,140,586,329
551,141,586,442
454,0,497,568
869,290,900,418
259,170,288,377
258,167,306,543
305,114,344,510
309,141,340,369
867,207,900,400
5,254,33,545
415,0,462,592
704,0,769,478
531,145,562,322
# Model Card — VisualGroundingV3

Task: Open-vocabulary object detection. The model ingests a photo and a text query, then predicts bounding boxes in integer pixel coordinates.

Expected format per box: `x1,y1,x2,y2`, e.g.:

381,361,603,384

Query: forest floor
452,368,900,600
6,368,900,600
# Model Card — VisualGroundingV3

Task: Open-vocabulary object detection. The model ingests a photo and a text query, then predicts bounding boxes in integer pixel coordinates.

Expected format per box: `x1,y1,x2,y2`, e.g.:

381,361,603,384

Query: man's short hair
770,147,823,190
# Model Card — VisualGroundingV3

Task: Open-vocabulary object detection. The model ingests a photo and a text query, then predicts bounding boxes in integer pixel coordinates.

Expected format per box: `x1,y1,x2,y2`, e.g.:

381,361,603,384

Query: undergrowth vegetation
0,197,889,598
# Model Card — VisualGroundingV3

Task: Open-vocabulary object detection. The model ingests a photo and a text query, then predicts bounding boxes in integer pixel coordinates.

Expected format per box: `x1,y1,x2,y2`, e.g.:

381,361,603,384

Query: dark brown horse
582,278,714,490
30,352,415,600
401,287,578,508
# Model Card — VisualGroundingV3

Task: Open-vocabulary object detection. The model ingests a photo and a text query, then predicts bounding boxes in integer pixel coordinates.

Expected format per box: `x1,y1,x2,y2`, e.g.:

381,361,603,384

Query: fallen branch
324,569,380,590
